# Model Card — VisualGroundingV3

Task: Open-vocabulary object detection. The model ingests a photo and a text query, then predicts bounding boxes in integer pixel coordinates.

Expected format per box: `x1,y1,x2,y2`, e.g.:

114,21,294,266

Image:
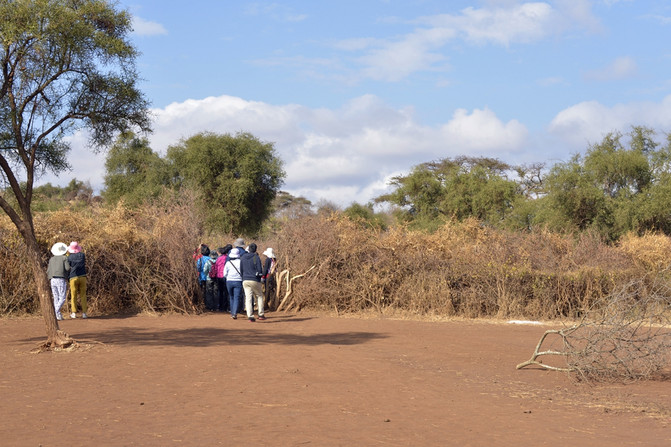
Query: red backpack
207,258,217,279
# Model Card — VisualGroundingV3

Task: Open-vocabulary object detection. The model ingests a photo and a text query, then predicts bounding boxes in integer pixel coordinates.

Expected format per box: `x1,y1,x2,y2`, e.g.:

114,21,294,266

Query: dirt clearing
1,313,669,446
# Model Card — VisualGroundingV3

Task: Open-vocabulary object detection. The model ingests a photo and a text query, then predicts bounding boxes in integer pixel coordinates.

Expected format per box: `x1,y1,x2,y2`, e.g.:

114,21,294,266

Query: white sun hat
50,242,68,256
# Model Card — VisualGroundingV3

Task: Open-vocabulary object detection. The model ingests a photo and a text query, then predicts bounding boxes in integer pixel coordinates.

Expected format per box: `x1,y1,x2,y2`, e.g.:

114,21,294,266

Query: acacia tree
167,132,285,235
535,126,671,240
103,132,170,206
375,156,521,229
0,0,150,348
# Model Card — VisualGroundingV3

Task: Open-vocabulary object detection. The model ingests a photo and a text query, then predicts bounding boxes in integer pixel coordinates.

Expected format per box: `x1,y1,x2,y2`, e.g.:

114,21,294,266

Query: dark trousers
217,277,229,312
264,276,277,310
205,280,218,310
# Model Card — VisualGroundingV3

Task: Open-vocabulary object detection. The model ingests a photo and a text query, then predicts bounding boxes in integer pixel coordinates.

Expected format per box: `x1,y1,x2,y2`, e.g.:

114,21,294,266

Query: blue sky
58,0,671,206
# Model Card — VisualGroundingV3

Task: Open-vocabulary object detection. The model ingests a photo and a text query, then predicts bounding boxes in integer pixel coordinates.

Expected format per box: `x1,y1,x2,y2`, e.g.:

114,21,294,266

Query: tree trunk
22,229,73,349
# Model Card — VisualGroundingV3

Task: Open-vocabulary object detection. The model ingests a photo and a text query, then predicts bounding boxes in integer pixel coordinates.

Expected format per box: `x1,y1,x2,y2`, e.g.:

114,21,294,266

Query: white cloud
643,14,671,25
443,3,556,46
441,108,528,150
554,0,603,33
584,56,638,81
131,16,167,36
357,28,454,82
42,94,529,204
549,95,671,146
42,93,671,205
150,95,530,203
286,14,308,22
329,2,601,83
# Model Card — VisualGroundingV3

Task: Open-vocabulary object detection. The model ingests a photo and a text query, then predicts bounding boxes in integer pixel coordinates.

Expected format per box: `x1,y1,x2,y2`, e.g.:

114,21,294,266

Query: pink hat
67,241,82,254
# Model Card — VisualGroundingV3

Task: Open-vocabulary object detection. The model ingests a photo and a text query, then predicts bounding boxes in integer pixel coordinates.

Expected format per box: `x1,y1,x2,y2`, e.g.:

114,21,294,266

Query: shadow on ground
18,315,387,348
74,328,386,347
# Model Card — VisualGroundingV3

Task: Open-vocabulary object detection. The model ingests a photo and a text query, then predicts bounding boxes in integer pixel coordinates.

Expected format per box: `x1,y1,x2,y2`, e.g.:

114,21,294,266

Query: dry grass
264,214,655,320
2,206,670,321
0,190,202,315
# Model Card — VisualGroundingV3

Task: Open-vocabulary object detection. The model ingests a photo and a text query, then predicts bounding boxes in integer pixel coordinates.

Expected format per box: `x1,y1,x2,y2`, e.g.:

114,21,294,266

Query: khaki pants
242,280,264,318
69,276,87,314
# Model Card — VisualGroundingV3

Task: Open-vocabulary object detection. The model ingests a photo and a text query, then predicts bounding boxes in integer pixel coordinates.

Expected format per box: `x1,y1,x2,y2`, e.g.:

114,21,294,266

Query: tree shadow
65,327,387,347
19,320,387,348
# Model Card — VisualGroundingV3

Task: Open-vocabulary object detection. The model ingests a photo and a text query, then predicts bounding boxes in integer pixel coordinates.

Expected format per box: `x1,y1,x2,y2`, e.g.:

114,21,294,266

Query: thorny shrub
2,208,670,321
264,215,659,319
0,191,202,315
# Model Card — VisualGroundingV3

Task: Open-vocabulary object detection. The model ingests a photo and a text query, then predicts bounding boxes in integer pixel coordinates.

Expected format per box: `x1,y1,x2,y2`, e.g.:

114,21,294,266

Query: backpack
207,258,217,279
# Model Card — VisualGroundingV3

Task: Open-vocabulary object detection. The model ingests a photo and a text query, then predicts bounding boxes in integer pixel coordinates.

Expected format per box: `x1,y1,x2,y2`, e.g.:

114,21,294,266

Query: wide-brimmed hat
228,248,240,259
51,242,68,256
263,248,275,258
67,241,82,254
233,237,245,247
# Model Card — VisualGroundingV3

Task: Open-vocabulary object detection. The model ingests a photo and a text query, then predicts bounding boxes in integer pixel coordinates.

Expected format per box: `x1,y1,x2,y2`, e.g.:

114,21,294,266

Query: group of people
194,238,277,322
46,241,88,320
45,237,278,323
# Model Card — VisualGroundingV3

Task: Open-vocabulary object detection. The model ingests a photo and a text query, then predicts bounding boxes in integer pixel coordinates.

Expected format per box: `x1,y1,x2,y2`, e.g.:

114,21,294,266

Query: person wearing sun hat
261,247,277,310
66,241,88,319
46,242,70,321
223,247,243,319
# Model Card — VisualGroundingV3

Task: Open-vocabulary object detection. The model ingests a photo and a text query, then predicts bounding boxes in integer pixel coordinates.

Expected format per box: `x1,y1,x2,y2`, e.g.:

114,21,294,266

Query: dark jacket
262,257,276,279
240,252,263,282
68,252,87,278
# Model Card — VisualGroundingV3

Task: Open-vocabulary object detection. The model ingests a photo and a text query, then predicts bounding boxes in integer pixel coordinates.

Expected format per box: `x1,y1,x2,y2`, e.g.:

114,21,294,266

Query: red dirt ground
1,312,670,446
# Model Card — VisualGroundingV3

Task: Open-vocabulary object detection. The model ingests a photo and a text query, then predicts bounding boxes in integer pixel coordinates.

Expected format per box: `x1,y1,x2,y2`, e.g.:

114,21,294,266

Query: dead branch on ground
517,271,671,381
276,265,316,312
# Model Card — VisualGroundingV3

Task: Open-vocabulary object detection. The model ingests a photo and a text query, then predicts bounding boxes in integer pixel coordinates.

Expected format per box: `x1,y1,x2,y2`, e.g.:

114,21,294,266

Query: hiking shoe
257,315,266,320
248,317,255,322
70,313,76,319
82,313,88,319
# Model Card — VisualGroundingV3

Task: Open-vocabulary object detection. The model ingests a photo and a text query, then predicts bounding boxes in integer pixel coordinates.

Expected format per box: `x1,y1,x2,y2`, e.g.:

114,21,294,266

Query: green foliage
0,0,150,230
343,202,388,230
535,126,671,240
103,132,171,206
373,127,671,241
2,179,92,212
31,179,94,212
0,0,150,339
166,132,285,235
262,191,313,235
376,156,522,230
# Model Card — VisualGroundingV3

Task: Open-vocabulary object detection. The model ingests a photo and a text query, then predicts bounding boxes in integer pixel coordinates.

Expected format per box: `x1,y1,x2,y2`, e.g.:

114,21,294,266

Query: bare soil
1,312,670,446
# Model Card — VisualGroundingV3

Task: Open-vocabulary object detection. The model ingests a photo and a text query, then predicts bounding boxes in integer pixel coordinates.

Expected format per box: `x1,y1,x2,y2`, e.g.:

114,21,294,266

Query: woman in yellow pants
67,241,88,319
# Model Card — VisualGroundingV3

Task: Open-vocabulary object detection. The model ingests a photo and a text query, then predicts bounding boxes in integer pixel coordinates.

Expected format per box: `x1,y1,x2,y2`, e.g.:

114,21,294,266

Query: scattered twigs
518,270,671,381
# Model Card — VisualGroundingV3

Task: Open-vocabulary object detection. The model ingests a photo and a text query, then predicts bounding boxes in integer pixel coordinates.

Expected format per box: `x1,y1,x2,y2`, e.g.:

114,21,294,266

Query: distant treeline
370,126,671,242
25,126,671,244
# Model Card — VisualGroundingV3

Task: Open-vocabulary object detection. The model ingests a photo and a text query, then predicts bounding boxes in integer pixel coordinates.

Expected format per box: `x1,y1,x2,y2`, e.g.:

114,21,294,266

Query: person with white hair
223,248,243,319
47,242,70,320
